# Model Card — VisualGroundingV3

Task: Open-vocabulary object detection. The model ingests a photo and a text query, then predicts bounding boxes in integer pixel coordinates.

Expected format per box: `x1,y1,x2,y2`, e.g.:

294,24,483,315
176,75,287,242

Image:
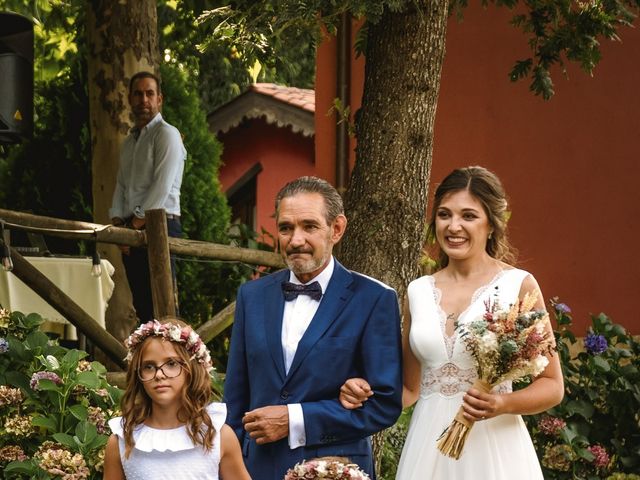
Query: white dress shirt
283,256,334,449
109,113,186,220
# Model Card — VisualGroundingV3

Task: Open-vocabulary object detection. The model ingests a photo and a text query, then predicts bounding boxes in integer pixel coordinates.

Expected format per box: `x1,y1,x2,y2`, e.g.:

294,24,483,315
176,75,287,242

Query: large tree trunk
340,0,450,470
343,0,449,301
86,0,160,344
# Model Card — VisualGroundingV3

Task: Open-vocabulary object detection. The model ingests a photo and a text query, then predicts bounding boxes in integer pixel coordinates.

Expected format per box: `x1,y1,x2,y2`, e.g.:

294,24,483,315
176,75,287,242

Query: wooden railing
0,208,284,370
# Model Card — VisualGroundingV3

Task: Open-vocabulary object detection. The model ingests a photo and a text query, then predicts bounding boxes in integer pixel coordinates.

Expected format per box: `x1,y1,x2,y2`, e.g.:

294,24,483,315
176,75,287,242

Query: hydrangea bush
522,300,640,479
0,309,122,479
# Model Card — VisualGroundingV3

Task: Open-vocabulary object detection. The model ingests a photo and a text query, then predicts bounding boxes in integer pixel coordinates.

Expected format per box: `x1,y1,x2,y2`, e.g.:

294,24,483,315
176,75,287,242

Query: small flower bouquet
284,457,371,480
437,290,555,459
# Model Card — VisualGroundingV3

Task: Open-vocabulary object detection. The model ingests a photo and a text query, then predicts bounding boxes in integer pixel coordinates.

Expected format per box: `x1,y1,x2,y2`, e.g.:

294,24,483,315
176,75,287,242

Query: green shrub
523,300,640,479
0,309,122,479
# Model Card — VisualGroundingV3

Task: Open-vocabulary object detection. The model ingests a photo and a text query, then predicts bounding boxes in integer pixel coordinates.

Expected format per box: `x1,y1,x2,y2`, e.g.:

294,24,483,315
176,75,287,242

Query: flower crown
284,459,370,480
124,320,213,374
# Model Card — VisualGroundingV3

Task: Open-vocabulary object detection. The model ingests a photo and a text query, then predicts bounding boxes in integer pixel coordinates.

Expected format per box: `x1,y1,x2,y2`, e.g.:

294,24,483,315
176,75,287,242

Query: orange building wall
315,5,639,333
218,118,316,240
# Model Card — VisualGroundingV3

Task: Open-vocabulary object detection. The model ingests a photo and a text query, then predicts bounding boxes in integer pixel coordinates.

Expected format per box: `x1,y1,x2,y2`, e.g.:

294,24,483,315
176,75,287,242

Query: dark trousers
122,218,181,323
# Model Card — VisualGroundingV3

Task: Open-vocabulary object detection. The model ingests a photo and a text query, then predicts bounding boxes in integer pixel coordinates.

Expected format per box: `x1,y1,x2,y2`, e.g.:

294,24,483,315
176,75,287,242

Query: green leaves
565,399,595,419
53,422,105,452
523,301,640,478
590,355,610,372
76,371,100,390
69,404,89,421
0,310,123,479
495,0,640,99
32,415,58,431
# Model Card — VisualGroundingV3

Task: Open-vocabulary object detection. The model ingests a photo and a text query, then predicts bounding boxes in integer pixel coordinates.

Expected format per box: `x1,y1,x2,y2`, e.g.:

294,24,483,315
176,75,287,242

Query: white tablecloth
0,256,114,339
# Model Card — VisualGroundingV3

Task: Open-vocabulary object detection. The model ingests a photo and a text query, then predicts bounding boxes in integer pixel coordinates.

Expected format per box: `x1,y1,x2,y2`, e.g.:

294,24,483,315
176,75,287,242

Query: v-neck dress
395,269,543,479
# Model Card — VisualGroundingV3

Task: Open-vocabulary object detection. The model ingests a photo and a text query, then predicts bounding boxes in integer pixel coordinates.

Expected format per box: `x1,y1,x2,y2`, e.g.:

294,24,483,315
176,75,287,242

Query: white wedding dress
396,269,543,479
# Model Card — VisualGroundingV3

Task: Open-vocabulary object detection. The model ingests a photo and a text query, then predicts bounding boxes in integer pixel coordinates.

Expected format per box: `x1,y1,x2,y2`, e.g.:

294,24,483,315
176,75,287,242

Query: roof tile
251,83,315,112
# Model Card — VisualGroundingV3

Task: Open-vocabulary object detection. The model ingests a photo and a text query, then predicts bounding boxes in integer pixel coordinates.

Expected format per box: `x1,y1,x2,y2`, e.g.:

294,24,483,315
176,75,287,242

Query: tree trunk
339,0,450,470
86,0,160,343
342,0,449,302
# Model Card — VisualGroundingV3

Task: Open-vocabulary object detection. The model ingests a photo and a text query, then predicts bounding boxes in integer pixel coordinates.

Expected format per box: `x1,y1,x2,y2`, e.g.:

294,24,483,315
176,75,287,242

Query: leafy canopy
198,0,639,99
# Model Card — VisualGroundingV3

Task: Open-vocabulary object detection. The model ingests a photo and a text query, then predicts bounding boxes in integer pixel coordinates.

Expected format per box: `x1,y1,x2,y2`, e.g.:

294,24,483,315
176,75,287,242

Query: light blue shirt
109,113,186,220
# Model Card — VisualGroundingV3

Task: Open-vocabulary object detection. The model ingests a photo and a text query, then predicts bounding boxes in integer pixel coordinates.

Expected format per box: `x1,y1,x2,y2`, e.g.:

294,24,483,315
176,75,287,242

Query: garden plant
0,310,121,479
523,300,640,479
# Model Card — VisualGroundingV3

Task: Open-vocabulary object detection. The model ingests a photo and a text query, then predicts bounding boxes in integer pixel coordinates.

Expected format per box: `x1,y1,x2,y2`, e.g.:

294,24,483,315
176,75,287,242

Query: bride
340,166,564,479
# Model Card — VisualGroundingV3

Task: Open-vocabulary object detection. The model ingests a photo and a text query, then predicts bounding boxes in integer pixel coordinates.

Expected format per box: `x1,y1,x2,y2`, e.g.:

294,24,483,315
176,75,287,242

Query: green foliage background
0,0,316,368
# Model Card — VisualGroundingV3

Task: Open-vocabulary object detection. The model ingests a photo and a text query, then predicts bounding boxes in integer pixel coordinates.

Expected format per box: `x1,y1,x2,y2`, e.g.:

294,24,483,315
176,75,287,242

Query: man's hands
339,378,373,409
242,406,289,445
112,216,145,255
130,216,146,229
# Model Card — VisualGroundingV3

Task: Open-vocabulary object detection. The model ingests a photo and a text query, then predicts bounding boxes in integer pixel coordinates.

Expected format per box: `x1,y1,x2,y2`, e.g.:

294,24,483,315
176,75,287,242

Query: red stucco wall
315,5,639,333
218,118,316,242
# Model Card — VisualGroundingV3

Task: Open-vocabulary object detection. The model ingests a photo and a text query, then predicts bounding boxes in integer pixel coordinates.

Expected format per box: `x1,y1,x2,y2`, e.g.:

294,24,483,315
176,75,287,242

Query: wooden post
9,248,127,369
145,209,176,319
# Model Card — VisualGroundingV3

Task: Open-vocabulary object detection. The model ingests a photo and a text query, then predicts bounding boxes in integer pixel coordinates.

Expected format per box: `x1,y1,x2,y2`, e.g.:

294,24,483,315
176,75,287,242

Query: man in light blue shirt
109,71,186,322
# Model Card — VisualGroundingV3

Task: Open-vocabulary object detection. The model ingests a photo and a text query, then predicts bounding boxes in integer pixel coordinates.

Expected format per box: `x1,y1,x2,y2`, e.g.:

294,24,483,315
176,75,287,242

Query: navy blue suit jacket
223,260,403,480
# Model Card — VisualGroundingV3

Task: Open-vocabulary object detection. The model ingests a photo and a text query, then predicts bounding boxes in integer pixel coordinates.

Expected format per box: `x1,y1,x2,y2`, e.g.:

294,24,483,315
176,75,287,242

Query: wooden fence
0,208,284,370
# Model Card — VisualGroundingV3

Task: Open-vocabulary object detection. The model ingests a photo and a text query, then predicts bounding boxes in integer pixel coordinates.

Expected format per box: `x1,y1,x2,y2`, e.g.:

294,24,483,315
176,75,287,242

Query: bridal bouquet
437,290,555,459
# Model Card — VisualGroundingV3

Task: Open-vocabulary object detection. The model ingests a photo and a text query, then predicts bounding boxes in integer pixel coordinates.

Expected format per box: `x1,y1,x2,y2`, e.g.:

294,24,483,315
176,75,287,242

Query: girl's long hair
120,319,214,458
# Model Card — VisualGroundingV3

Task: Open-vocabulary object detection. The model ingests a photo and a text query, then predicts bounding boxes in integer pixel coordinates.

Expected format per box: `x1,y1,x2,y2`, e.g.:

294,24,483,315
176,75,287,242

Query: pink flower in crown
180,328,190,341
167,325,181,342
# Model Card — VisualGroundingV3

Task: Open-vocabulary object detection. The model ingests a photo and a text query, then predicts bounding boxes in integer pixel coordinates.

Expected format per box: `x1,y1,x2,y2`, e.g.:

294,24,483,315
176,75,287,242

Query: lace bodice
408,269,529,398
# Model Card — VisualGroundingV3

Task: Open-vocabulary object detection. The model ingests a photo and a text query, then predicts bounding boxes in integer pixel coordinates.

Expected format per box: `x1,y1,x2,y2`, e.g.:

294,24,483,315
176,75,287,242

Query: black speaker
0,12,33,144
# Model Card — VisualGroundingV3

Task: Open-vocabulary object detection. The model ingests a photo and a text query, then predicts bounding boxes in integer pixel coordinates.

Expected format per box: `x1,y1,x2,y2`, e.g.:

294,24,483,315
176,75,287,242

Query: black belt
166,214,180,220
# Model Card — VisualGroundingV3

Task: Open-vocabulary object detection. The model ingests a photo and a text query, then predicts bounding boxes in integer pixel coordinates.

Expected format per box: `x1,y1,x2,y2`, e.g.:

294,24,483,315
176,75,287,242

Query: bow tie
281,281,323,301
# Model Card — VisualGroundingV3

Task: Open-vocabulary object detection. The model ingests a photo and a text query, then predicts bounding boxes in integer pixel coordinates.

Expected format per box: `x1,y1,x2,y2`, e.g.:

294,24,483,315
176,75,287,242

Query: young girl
104,318,250,480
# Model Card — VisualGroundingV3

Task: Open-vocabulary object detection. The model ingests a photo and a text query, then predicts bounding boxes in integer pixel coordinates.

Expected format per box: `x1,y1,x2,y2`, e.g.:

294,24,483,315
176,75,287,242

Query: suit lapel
264,270,288,382
284,261,354,382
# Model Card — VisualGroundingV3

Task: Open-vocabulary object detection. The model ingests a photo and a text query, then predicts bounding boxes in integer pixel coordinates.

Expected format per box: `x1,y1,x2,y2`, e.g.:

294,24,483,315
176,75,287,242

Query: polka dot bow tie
281,281,323,301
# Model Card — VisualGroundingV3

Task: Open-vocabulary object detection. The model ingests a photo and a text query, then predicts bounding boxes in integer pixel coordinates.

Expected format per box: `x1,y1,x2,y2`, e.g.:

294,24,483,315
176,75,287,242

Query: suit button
280,390,289,400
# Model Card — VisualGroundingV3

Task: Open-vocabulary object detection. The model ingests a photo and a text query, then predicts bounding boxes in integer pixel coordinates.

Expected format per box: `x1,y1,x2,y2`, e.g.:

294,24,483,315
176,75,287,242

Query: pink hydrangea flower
538,415,566,435
30,371,62,391
588,444,610,469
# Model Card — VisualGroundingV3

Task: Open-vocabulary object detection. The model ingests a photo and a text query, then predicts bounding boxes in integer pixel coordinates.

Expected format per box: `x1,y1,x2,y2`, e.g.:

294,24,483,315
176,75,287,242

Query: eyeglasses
138,359,184,382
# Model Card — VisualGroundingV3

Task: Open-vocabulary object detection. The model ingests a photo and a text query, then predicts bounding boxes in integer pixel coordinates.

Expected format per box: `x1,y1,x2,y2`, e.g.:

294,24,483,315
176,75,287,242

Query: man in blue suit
224,176,403,479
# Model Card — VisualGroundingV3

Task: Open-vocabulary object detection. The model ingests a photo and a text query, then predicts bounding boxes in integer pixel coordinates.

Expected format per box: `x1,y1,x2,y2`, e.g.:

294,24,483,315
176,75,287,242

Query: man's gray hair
275,176,344,224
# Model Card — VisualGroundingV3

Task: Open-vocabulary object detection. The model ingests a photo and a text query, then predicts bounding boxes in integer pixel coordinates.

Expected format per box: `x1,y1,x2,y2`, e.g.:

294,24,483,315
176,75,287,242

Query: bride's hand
339,378,373,409
462,387,504,421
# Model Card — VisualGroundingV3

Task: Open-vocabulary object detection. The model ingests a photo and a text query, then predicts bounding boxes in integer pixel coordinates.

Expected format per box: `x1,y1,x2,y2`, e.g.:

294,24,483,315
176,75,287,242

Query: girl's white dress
396,269,543,479
108,402,226,480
